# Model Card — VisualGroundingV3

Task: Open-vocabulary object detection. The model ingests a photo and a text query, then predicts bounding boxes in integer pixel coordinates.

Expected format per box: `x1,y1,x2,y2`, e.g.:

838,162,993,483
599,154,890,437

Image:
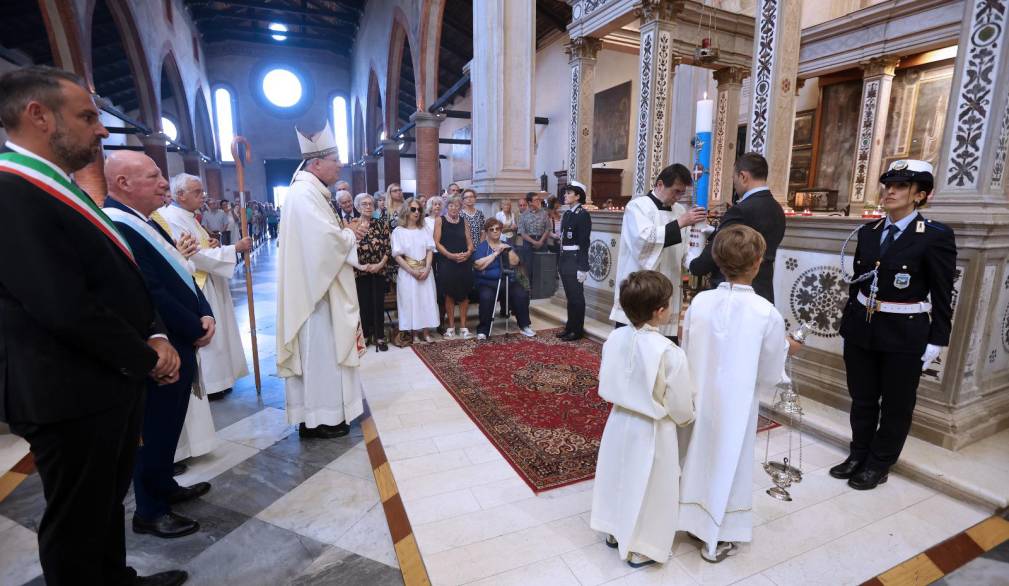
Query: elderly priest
276,121,368,439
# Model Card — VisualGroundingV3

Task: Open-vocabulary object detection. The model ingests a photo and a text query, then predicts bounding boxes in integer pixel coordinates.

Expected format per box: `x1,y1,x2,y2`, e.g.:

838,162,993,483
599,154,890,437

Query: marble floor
0,237,1000,586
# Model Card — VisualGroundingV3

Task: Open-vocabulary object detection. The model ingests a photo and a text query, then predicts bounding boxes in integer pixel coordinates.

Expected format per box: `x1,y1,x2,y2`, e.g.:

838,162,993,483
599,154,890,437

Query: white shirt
881,212,916,244
738,186,767,203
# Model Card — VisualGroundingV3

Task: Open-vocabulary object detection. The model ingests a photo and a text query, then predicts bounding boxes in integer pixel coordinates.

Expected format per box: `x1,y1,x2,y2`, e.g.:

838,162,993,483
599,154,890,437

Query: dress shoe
321,422,350,437
299,422,347,439
560,332,584,341
167,482,211,505
847,468,888,490
554,330,570,338
134,569,188,586
207,388,232,401
132,512,199,539
377,339,389,352
172,462,188,477
828,457,864,479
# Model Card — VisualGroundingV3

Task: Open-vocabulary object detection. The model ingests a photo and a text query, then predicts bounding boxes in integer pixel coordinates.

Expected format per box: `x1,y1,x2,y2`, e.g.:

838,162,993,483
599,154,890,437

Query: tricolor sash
105,207,198,295
0,152,135,264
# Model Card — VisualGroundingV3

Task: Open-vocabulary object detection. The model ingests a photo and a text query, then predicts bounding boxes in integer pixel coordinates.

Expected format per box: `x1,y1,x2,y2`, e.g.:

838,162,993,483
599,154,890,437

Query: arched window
161,116,178,142
331,95,350,164
212,86,237,162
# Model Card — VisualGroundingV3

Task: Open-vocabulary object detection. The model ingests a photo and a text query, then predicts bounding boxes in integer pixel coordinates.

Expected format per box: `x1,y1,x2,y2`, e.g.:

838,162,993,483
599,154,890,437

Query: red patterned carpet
413,328,780,493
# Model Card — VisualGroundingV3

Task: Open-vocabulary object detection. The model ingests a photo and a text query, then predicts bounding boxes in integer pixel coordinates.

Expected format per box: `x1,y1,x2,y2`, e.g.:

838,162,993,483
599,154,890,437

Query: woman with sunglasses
391,198,439,342
434,195,475,339
472,218,536,340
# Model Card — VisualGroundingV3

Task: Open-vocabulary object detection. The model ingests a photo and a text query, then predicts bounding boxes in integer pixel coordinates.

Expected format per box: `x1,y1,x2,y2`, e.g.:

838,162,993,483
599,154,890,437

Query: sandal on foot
700,542,738,564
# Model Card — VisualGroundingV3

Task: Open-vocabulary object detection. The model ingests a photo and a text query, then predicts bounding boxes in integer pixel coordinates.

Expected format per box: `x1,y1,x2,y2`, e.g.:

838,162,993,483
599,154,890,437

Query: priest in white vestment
678,225,794,562
277,122,368,439
609,164,706,340
591,270,696,567
161,173,253,460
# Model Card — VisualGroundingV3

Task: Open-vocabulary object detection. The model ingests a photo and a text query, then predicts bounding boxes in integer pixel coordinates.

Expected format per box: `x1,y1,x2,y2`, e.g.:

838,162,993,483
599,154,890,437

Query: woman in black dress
434,195,474,339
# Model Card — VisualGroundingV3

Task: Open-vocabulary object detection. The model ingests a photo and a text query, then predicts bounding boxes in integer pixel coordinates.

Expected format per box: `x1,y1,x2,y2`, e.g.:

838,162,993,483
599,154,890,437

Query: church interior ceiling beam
184,0,363,22
189,10,355,35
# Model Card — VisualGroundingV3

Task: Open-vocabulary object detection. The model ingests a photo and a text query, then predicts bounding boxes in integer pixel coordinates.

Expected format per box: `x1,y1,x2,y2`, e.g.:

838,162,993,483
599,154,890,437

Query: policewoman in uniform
831,160,956,490
556,180,592,341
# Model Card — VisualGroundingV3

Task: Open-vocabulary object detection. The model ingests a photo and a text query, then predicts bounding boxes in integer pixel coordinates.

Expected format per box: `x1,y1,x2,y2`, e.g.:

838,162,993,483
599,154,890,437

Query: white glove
577,270,588,283
701,223,716,235
920,344,942,371
684,247,701,268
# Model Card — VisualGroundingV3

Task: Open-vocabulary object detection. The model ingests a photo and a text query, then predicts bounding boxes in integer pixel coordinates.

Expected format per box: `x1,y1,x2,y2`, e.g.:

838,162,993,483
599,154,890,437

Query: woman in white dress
392,197,440,342
495,199,517,242
424,195,444,236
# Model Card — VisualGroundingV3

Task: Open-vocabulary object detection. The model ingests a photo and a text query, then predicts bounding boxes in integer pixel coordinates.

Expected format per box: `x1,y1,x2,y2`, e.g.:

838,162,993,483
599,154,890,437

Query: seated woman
392,198,440,342
472,218,536,340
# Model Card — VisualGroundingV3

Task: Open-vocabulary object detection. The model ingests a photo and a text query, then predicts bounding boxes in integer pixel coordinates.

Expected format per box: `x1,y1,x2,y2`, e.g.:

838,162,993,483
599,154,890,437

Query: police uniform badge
894,273,911,289
892,160,908,170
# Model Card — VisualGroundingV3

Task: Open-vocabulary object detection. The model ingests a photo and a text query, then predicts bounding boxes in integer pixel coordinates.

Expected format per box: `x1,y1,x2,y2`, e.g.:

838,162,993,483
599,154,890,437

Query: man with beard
104,151,215,541
0,66,186,585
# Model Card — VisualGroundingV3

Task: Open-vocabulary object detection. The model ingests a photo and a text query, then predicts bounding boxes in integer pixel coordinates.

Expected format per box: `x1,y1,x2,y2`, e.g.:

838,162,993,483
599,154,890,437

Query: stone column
933,0,1009,214
142,136,169,179
745,0,801,201
363,155,379,194
566,36,602,204
849,57,900,208
182,152,203,177
411,111,443,198
381,139,401,190
710,67,748,207
470,0,540,200
632,1,680,198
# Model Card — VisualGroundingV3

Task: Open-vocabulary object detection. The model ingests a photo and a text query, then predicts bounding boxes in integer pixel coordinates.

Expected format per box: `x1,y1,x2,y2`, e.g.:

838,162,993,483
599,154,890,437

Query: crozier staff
831,159,956,491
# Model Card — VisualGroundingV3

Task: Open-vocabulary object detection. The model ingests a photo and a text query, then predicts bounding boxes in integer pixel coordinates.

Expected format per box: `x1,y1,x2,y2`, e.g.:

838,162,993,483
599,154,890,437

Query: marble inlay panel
202,451,322,518
773,248,853,355
0,434,29,474
0,520,42,586
217,406,295,450
126,499,250,574
985,260,1009,374
0,473,45,532
289,545,404,586
334,501,399,568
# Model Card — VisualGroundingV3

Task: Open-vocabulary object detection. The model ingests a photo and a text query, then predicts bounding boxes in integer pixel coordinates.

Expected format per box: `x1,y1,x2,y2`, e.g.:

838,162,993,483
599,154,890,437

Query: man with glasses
277,121,368,439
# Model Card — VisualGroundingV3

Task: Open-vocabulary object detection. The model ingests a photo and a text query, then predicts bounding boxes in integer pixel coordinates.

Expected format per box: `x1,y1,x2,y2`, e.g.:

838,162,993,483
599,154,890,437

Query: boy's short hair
712,224,766,280
619,270,674,327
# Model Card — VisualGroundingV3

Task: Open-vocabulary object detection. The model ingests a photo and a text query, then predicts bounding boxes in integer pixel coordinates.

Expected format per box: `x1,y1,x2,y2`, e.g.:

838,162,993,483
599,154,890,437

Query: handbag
389,326,413,348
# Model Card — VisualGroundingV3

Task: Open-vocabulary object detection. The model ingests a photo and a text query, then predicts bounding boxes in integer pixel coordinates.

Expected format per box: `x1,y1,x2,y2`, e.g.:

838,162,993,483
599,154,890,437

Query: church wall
206,43,352,203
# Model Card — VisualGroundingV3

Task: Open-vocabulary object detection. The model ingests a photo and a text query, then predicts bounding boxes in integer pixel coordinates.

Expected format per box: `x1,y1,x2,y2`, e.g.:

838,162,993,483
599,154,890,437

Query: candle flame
703,91,708,100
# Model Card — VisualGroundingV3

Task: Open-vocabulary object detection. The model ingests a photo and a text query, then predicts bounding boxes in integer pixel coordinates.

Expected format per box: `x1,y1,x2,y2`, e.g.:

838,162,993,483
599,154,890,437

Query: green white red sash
0,152,135,264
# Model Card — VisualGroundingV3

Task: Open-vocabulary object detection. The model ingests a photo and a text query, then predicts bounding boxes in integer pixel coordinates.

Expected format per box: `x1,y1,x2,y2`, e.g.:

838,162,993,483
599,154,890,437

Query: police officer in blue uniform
556,180,592,341
831,160,957,490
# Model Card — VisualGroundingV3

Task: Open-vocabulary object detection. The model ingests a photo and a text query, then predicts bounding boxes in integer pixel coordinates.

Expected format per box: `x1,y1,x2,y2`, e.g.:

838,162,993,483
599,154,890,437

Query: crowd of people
193,196,279,249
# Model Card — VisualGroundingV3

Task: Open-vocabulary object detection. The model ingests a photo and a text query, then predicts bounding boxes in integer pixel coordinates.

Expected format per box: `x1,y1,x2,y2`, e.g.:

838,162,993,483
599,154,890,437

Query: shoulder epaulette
923,218,950,231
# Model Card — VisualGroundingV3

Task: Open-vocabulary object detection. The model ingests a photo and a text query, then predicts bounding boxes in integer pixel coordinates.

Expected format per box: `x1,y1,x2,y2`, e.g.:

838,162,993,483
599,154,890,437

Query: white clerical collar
739,186,767,202
171,202,197,218
119,201,152,221
4,140,72,183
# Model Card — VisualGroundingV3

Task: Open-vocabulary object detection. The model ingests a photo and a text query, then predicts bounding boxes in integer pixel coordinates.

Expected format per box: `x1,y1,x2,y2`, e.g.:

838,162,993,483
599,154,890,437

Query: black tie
880,225,898,257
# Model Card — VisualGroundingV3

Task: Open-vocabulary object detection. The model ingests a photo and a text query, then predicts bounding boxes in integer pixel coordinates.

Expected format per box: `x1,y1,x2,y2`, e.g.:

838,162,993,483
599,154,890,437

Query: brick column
142,135,169,179
710,67,749,207
411,111,443,198
352,164,366,195
381,139,401,189
364,155,379,194
746,0,801,201
204,162,223,199
849,57,900,209
75,149,107,206
182,152,203,177
566,36,602,204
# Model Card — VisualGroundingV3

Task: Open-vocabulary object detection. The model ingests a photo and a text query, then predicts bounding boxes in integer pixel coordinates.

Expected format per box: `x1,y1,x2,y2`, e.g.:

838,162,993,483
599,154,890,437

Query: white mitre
296,121,340,160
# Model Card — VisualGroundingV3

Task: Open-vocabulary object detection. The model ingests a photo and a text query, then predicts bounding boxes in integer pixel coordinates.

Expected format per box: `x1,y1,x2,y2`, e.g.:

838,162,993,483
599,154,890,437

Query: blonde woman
385,183,405,229
391,198,439,342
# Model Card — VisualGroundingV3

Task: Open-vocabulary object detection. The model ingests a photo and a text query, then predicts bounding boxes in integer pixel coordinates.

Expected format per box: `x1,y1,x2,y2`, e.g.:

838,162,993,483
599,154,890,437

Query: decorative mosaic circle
588,239,611,282
788,265,848,338
785,257,798,271
1002,302,1009,353
511,363,597,397
973,22,1001,46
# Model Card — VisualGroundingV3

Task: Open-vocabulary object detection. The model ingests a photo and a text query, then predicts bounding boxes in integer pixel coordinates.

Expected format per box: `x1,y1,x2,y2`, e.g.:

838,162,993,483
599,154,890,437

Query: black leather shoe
847,468,888,490
299,422,347,439
208,388,232,401
321,422,351,437
172,462,187,477
560,332,584,341
132,512,199,538
377,339,389,352
134,569,189,585
554,330,570,338
828,457,863,479
167,482,211,505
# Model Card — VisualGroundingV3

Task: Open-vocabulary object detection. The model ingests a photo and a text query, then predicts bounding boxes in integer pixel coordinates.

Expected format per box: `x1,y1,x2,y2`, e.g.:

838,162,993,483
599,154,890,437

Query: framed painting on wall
451,125,472,182
592,81,632,164
793,109,815,148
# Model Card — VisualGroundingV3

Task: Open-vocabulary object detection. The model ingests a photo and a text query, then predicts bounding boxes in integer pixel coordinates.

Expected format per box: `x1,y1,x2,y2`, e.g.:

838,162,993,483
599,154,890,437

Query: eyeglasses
409,207,421,212
487,227,501,232
392,189,402,192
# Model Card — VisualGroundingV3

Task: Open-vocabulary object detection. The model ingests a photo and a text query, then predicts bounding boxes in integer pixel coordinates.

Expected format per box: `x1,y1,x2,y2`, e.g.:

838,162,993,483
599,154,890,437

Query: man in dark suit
103,150,215,539
0,67,186,586
688,152,786,303
336,189,360,224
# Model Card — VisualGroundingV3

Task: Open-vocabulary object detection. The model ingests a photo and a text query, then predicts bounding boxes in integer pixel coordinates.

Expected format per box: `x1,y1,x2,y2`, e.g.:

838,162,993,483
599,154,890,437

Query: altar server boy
590,270,696,568
678,224,800,563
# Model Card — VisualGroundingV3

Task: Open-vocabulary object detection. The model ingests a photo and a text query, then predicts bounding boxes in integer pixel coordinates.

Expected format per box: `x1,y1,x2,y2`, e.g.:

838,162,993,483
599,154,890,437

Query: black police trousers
559,251,585,335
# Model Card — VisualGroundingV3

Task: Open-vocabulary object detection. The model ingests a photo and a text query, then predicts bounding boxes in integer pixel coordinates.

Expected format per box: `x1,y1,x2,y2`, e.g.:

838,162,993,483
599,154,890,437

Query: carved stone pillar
363,155,379,194
566,36,602,204
411,111,443,198
711,67,749,206
470,0,541,199
632,1,681,197
849,57,900,208
746,0,801,201
381,139,401,190
142,136,169,179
